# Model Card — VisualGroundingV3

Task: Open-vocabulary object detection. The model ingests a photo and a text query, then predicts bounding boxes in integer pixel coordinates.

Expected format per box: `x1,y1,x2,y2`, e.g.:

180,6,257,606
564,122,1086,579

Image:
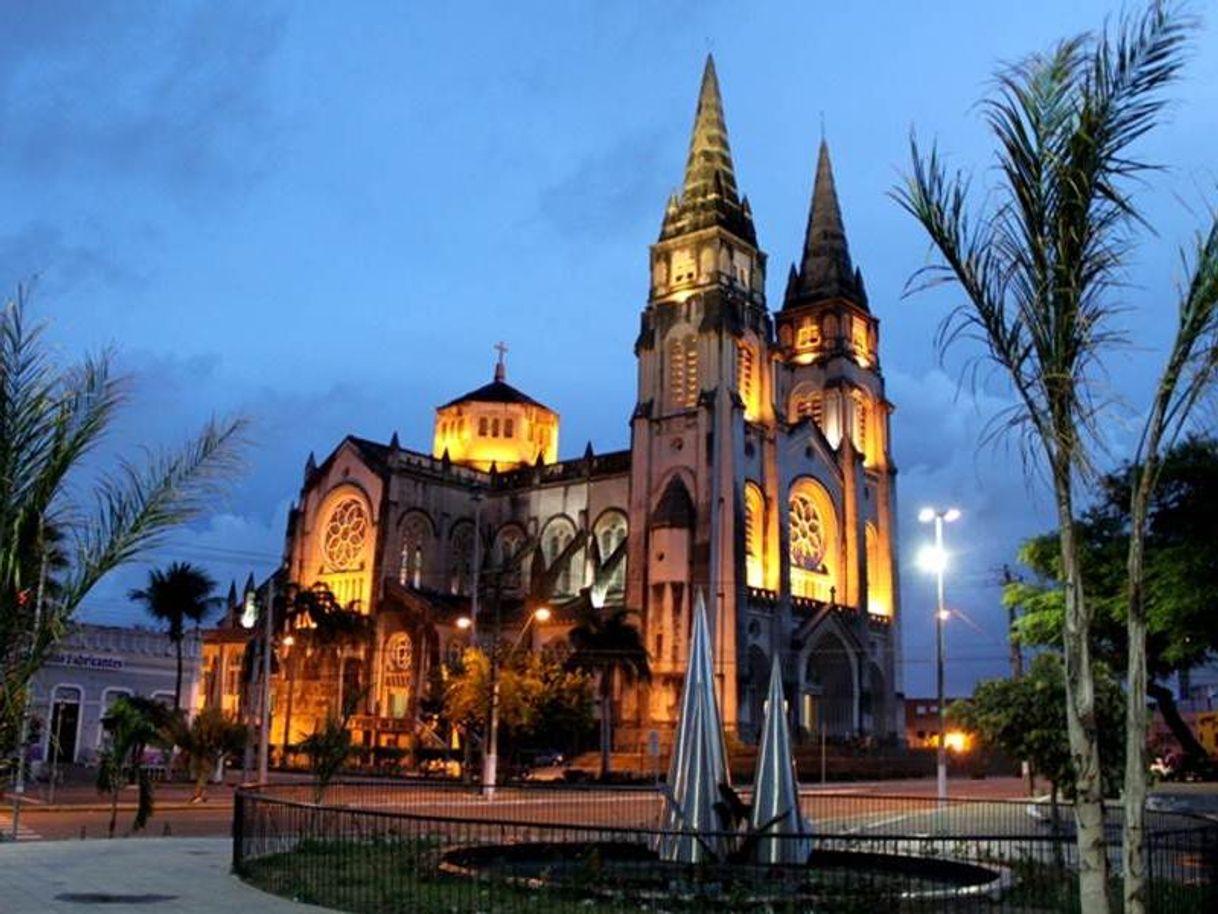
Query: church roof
783,140,868,312
439,378,552,412
659,55,757,245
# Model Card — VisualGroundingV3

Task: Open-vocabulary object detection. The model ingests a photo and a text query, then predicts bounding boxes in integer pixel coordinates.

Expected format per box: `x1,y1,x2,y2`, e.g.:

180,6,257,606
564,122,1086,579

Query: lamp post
918,506,959,804
482,605,550,800
245,574,278,785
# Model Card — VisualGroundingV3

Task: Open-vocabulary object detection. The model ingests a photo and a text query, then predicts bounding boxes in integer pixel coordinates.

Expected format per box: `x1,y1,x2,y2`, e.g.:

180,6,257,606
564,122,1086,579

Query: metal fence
233,780,1218,913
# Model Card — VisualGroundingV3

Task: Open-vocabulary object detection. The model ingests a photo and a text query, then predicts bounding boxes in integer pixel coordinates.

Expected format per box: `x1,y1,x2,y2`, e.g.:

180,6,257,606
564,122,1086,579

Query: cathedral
247,57,902,758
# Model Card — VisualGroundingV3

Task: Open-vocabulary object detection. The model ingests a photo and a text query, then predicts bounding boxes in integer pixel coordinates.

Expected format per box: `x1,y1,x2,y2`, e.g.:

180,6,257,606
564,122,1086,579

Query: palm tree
130,562,223,711
567,606,649,780
0,288,245,766
96,695,175,837
282,582,371,720
894,7,1200,911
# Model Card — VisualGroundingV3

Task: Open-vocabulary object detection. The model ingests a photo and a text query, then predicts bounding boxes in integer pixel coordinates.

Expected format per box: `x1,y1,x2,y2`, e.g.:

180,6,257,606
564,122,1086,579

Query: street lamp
918,506,959,804
483,605,550,799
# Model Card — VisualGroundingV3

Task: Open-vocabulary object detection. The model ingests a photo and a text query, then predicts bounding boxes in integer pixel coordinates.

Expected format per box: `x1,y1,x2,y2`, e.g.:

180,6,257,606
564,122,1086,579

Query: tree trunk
599,671,612,781
1124,533,1150,914
1147,682,1209,764
174,637,183,712
1055,480,1113,914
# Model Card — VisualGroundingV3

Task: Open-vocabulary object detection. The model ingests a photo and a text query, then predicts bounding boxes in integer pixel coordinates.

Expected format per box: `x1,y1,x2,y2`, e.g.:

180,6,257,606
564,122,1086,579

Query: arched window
668,333,699,411
593,510,628,594
494,525,527,594
737,342,758,420
744,482,765,589
541,517,577,596
448,521,475,596
399,513,431,589
790,388,824,428
788,478,838,602
865,522,892,617
853,392,869,457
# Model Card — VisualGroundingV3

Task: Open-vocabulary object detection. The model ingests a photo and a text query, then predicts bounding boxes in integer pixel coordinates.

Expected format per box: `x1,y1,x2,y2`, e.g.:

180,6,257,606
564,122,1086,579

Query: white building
26,623,202,769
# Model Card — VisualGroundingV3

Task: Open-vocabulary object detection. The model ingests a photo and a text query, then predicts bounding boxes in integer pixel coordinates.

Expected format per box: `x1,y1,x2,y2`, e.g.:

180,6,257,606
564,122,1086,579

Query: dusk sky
7,1,1217,696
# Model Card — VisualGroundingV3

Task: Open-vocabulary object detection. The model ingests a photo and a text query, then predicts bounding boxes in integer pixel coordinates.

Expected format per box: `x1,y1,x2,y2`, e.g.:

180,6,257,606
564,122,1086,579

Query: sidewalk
0,836,331,913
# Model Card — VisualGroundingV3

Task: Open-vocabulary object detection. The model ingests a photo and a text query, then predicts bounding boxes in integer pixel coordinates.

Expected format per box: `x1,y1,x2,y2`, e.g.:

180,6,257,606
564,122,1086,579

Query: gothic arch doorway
802,632,856,738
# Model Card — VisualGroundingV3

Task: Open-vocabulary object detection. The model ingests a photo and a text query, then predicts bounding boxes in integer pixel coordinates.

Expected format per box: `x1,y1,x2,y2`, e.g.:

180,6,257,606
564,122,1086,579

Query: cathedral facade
271,57,902,756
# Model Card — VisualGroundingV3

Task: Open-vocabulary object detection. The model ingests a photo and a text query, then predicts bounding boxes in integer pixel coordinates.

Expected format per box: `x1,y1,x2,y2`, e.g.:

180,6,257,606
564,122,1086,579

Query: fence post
231,788,245,875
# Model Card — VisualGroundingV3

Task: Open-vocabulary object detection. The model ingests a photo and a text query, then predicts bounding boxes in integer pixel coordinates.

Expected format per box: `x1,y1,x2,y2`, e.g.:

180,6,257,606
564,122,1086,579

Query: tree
1009,437,1218,769
566,606,649,780
129,562,223,712
442,645,594,771
953,654,1125,807
895,7,1195,910
96,695,174,838
170,707,246,802
299,687,363,803
1,289,246,767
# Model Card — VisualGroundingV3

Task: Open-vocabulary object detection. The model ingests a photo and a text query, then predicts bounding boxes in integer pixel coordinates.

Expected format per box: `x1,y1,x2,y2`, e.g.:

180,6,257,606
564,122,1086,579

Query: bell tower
627,56,773,739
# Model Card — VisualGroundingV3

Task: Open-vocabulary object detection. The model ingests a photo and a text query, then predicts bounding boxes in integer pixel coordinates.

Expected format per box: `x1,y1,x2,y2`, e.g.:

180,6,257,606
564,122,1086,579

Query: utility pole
1002,565,1024,678
11,543,47,841
258,574,277,784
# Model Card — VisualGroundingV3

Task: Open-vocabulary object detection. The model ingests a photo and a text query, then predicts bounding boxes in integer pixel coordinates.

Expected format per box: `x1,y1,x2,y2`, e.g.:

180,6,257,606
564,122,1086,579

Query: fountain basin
439,840,1011,905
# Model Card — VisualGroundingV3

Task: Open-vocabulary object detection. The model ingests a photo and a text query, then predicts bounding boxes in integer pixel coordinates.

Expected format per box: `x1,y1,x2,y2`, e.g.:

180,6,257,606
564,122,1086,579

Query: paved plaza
0,837,329,914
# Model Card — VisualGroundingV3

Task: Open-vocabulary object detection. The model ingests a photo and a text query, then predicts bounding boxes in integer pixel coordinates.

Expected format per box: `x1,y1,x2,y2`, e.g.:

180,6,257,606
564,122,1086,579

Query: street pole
934,515,947,805
11,545,47,841
481,572,501,799
258,575,276,784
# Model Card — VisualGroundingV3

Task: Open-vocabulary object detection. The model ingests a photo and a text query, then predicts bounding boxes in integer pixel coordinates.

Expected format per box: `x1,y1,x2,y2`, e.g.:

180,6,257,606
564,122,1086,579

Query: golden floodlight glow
455,616,472,630
533,606,552,623
943,730,971,753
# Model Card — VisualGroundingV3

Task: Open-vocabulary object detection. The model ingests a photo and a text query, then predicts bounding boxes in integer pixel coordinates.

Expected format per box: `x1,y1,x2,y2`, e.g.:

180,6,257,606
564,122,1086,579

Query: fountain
439,589,1009,905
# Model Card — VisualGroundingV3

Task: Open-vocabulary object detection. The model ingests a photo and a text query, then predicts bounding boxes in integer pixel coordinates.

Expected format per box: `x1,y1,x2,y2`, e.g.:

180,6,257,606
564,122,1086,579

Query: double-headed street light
918,506,960,804
482,605,551,799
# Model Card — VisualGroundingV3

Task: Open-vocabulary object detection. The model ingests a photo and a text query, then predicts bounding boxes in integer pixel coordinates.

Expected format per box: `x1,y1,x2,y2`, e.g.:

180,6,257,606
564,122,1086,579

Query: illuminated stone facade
262,56,902,755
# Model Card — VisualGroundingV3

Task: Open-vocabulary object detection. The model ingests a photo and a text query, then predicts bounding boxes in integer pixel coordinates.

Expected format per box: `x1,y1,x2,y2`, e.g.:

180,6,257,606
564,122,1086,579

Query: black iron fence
233,780,1218,913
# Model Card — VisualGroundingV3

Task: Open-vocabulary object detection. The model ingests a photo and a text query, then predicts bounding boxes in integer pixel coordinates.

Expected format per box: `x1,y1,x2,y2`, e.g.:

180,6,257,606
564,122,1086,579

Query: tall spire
784,140,867,311
659,55,755,244
682,56,739,206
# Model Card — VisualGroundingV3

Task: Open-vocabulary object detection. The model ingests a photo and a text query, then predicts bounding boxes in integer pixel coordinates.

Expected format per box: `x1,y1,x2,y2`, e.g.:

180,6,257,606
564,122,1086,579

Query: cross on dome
494,341,508,382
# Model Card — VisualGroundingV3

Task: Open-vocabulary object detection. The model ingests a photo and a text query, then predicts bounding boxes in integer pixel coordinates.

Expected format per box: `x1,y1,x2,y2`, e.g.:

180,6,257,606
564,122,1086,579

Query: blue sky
6,1,1217,696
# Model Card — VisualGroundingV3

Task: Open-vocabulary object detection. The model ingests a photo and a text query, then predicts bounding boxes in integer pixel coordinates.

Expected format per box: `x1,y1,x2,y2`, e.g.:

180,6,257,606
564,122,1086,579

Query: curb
11,800,235,813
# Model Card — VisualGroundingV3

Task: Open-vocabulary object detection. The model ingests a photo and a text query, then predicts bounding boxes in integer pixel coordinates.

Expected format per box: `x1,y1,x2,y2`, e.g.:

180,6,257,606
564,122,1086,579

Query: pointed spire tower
659,55,756,245
785,141,866,311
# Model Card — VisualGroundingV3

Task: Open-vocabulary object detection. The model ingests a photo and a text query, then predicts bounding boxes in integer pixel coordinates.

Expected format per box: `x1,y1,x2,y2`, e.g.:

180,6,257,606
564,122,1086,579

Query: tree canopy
1008,436,1218,763
952,653,1126,800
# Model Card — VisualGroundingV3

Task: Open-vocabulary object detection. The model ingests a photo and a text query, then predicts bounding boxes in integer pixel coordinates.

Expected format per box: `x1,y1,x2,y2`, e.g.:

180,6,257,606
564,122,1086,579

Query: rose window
789,494,825,571
387,633,414,672
323,498,369,569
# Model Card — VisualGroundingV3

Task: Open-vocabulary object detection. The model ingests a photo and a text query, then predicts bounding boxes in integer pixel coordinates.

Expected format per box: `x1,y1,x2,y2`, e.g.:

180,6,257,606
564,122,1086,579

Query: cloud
537,130,671,239
0,2,287,198
0,223,136,299
66,346,400,627
888,366,1056,696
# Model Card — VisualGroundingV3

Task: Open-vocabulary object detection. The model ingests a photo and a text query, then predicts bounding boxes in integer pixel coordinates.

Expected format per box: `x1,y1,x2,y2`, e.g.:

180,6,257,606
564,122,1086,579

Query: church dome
432,347,559,471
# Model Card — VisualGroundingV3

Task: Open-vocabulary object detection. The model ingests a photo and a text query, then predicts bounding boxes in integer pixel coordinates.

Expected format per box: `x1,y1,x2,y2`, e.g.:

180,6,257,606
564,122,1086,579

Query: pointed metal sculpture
750,659,814,864
656,591,732,863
